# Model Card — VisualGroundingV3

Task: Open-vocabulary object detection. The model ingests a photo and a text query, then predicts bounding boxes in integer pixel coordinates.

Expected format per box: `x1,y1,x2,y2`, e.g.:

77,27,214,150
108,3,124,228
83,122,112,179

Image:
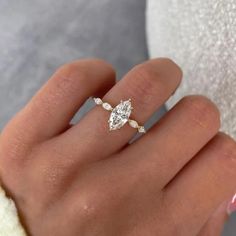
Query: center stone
108,99,132,130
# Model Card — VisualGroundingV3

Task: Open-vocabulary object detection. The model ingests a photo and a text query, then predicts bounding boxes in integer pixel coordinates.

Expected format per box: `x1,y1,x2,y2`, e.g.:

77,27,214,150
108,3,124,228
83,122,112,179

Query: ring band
93,97,146,133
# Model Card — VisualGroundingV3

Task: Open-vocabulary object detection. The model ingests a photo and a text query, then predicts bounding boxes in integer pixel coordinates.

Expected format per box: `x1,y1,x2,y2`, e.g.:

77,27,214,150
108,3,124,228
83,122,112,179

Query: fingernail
227,194,236,215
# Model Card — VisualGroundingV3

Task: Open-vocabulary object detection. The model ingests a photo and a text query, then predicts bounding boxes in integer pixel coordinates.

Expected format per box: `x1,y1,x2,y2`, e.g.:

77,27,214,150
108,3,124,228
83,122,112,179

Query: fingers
197,201,228,236
163,133,236,236
117,95,220,188
58,58,182,162
8,59,115,143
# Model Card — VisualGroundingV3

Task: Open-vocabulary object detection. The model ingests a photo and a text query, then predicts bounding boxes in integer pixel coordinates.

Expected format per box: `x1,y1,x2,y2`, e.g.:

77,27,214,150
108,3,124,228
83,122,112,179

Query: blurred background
0,0,235,235
0,0,152,129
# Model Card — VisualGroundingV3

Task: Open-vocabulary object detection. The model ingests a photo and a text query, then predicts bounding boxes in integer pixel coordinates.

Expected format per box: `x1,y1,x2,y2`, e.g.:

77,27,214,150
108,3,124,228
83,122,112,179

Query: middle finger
116,95,220,189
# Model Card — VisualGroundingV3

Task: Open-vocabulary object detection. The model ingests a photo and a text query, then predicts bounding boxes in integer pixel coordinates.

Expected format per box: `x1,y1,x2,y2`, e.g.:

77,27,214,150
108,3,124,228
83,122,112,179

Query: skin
0,58,235,236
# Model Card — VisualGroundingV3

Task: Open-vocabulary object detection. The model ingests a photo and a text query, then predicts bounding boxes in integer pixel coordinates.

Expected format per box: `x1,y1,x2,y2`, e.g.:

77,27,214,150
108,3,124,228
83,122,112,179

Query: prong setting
93,97,146,133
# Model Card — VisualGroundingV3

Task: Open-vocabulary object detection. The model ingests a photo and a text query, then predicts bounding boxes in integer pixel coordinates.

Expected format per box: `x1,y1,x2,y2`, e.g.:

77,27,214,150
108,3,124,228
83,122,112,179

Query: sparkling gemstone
128,119,138,128
94,98,103,105
109,99,132,130
138,126,146,133
102,102,113,111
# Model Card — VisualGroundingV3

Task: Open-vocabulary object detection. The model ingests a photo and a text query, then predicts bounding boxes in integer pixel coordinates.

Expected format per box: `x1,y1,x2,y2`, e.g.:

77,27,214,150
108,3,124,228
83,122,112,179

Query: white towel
0,185,26,236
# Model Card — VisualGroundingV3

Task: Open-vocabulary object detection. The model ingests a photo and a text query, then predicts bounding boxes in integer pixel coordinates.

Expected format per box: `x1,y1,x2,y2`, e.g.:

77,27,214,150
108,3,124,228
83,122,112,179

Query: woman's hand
0,58,235,236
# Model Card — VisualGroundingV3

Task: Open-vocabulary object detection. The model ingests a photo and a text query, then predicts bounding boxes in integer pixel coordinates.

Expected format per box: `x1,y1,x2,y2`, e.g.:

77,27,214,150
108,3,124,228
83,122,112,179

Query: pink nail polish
227,194,236,215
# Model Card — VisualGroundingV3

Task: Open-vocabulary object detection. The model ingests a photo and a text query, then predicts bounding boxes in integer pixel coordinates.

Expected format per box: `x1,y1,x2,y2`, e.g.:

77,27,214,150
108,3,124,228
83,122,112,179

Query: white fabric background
147,0,236,139
147,1,236,235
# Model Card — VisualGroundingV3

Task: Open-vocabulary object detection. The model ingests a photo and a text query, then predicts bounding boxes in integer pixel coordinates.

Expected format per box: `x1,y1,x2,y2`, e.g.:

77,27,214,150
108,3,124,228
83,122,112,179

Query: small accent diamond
102,103,113,111
138,126,146,133
94,98,103,105
128,119,138,128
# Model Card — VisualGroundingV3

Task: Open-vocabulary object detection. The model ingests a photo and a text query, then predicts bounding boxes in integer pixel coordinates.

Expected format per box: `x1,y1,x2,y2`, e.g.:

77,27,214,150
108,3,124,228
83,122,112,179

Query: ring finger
57,58,182,163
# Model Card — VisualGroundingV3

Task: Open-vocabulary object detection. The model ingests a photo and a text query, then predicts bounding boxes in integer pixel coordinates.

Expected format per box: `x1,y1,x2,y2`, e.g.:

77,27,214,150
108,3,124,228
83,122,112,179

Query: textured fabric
147,0,236,139
0,185,26,236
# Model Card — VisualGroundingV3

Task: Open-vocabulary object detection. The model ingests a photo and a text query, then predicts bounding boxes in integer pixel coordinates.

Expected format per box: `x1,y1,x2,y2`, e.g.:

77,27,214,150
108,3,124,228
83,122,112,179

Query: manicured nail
227,194,236,215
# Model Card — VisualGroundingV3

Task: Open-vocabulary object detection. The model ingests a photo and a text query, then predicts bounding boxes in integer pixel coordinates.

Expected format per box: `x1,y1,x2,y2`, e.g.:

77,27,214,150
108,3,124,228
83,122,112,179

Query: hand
0,58,235,236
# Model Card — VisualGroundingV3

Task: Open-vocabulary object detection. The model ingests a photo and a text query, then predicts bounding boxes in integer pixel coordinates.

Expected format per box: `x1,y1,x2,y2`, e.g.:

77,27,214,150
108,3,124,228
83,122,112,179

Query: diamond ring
93,97,146,133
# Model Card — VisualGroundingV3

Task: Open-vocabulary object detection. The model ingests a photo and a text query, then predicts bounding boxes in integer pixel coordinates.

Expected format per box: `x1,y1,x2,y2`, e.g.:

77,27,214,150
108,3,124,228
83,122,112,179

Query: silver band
93,97,146,133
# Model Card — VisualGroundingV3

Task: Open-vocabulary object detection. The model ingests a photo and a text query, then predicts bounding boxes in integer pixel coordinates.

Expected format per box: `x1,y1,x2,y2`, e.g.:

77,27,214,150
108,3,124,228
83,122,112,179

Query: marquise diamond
109,99,132,130
102,103,113,111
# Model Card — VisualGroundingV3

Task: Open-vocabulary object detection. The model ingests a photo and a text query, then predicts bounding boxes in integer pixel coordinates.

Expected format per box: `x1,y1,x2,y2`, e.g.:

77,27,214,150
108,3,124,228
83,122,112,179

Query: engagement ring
93,98,146,133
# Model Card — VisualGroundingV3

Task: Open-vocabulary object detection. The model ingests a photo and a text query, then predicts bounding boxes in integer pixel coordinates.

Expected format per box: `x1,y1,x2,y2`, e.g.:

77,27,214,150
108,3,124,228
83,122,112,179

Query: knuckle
181,95,221,130
56,58,114,81
43,62,89,107
148,57,183,84
55,62,88,89
215,133,236,163
128,64,161,105
53,59,115,96
132,63,158,88
128,58,182,108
